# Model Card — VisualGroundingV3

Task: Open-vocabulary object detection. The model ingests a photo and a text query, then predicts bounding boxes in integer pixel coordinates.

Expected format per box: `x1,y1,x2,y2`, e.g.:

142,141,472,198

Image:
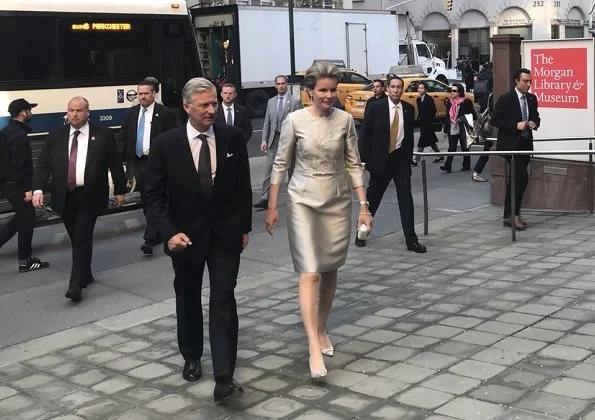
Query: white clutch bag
357,223,370,240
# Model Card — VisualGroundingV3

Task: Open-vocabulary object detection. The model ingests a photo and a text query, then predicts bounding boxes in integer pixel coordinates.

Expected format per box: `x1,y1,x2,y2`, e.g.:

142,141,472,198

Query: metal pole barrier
510,156,516,242
421,157,428,235
590,141,593,214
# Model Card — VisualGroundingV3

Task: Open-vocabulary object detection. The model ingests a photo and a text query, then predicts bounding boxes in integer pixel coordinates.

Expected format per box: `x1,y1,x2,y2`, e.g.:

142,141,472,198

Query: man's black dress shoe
355,237,366,247
407,242,427,253
440,165,451,173
214,378,244,402
140,242,153,255
65,286,82,302
253,199,268,210
82,275,94,289
182,361,202,381
410,161,418,167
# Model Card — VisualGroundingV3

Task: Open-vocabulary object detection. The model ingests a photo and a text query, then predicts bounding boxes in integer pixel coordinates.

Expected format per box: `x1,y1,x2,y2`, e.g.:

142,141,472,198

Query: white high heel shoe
321,346,334,357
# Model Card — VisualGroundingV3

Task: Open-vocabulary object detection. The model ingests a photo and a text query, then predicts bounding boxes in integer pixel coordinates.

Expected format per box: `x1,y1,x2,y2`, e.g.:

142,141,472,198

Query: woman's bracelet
359,211,372,215
359,200,370,206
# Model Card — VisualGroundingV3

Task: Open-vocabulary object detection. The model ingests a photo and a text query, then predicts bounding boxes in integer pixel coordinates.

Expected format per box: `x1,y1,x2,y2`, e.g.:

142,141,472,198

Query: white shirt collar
223,103,235,112
515,88,526,99
186,122,215,140
141,101,156,113
70,122,89,136
278,94,286,100
389,99,402,109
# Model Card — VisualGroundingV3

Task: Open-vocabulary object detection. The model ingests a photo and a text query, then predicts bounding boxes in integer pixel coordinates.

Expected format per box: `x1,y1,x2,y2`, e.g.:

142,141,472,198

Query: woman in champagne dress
265,62,373,381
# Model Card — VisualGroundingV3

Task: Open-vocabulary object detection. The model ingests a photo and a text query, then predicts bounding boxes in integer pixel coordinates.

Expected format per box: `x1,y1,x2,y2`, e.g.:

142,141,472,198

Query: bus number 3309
99,115,113,122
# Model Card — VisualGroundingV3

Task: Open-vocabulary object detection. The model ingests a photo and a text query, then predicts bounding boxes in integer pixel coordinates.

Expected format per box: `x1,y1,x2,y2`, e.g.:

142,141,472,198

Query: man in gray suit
253,75,303,209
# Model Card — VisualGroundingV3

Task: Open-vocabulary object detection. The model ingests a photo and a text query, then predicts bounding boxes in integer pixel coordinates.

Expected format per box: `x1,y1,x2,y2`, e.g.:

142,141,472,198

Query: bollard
422,158,428,235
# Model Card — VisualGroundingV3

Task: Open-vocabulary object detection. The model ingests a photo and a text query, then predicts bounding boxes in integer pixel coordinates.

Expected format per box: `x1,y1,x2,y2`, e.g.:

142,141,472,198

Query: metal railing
415,144,595,242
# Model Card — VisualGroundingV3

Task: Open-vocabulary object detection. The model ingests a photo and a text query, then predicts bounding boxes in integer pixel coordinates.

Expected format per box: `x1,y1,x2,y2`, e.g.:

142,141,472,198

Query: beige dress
271,108,364,273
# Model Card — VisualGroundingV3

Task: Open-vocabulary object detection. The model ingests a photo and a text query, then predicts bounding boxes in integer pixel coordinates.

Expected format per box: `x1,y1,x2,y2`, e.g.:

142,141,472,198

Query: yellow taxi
299,68,372,108
345,77,474,122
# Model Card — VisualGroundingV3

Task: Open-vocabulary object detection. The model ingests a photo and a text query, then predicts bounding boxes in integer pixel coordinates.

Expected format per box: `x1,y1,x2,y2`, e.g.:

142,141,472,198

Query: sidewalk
2,206,595,419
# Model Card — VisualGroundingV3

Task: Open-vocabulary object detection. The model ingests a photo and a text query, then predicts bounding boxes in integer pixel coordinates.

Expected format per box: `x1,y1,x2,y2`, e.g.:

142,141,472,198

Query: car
345,77,474,122
299,68,372,108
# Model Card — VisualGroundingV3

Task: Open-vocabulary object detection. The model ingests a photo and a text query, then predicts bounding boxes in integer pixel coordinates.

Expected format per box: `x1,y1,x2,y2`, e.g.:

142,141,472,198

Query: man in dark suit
492,68,540,230
33,97,126,302
145,77,252,402
118,78,177,255
366,79,387,107
215,83,253,143
357,76,426,253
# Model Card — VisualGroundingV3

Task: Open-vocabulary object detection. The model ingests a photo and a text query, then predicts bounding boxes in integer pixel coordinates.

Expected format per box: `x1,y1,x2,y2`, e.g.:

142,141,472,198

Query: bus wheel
245,90,269,118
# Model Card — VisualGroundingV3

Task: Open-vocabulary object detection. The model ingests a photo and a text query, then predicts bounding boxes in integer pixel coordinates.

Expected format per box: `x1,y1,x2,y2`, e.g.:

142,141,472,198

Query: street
2,134,595,419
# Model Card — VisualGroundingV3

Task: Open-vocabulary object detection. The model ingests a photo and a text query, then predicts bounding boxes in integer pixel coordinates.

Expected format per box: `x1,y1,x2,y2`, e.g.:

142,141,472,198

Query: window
551,25,560,39
346,72,370,84
426,80,448,93
0,17,53,82
565,26,584,38
416,44,432,59
58,18,150,80
405,81,419,93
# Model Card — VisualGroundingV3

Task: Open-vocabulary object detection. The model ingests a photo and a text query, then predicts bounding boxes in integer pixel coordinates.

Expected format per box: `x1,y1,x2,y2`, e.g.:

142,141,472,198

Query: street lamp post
289,0,296,83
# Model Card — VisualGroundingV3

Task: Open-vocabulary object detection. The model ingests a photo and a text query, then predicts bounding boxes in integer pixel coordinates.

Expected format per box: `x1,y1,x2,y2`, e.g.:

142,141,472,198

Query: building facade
354,0,592,70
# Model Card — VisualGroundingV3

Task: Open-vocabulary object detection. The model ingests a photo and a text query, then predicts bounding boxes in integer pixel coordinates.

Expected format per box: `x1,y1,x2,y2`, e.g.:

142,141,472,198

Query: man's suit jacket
261,94,302,146
492,90,540,151
215,103,253,143
360,98,415,176
34,124,126,215
117,103,178,179
144,123,252,262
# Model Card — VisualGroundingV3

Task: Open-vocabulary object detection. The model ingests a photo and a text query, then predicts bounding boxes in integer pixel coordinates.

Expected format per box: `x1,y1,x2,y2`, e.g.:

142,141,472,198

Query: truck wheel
436,74,448,84
245,90,269,118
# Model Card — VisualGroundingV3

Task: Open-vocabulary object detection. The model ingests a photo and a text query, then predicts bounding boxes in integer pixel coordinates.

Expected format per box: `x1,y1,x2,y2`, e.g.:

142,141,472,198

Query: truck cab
399,40,457,84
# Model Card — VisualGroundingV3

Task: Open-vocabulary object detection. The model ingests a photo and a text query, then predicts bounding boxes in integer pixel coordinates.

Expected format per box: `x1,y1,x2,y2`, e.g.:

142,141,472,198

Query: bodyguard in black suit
358,76,426,253
118,78,178,255
492,68,540,230
145,78,252,402
33,97,126,302
215,83,253,143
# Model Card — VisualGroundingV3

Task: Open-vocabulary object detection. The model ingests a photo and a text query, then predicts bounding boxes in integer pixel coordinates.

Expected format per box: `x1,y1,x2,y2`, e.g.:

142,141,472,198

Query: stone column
450,25,459,68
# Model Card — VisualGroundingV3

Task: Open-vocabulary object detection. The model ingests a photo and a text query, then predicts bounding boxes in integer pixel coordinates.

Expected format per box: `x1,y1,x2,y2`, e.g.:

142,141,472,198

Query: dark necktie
521,94,529,138
67,130,80,191
197,134,212,197
226,108,233,125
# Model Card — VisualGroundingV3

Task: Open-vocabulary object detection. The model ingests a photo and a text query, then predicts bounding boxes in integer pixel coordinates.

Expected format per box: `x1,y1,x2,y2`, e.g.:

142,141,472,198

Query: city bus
0,0,202,136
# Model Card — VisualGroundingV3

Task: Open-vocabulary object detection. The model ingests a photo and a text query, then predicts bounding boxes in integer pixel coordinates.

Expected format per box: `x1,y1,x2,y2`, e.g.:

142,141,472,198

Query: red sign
530,48,587,109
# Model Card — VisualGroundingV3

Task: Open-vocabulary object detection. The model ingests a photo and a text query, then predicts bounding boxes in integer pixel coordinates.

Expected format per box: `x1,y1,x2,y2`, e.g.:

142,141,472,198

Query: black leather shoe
355,237,366,247
407,242,427,253
440,165,451,173
82,275,94,289
461,167,470,172
182,361,201,382
410,161,418,167
140,242,153,255
214,378,244,403
433,156,444,163
253,199,268,210
65,286,82,302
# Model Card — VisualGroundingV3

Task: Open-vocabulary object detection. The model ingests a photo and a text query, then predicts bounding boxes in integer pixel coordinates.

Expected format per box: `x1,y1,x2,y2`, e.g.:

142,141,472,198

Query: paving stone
68,369,110,387
452,330,505,346
344,358,390,374
543,377,595,400
565,362,595,381
515,391,588,418
329,391,377,412
514,327,565,342
250,375,291,392
494,409,563,420
74,399,128,419
395,386,454,409
337,339,383,355
393,335,441,349
354,315,393,328
324,369,368,387
0,385,18,401
366,403,425,419
357,329,406,344
118,387,163,404
493,337,548,353
47,362,89,378
374,308,412,318
0,394,36,412
433,341,484,358
85,350,124,365
10,373,55,389
144,393,195,414
538,344,591,361
112,340,152,354
439,316,483,329
10,405,63,420
557,333,595,350
292,409,343,420
470,383,526,404
252,355,293,370
366,345,417,362
448,360,506,380
273,314,302,325
92,376,136,395
377,363,436,383
103,356,149,372
405,352,460,370
288,385,329,401
422,373,481,395
475,321,525,335
349,376,408,398
92,334,130,348
28,381,77,400
246,397,305,418
57,391,101,410
471,348,529,367
515,304,561,316
107,408,167,420
329,324,368,337
436,396,505,419
24,354,68,370
416,325,463,339
127,363,173,380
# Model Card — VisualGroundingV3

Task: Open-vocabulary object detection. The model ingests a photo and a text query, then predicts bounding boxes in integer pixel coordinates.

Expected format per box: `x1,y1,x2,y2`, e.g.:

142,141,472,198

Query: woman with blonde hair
265,62,372,381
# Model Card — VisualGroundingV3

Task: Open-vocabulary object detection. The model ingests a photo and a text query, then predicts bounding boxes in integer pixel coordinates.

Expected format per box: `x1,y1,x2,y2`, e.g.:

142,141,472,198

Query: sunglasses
451,89,459,92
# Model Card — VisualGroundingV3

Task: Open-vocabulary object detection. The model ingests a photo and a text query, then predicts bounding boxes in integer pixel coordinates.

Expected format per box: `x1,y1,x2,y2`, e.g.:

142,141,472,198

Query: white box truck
190,5,399,117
